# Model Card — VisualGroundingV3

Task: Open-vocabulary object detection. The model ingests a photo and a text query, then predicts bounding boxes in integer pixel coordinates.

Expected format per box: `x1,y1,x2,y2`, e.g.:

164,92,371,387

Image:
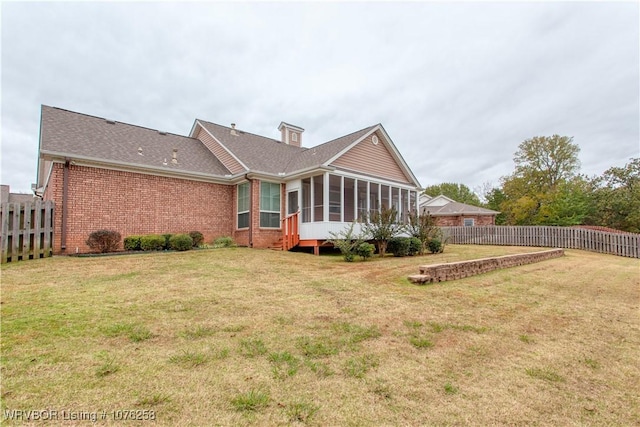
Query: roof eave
40,150,239,185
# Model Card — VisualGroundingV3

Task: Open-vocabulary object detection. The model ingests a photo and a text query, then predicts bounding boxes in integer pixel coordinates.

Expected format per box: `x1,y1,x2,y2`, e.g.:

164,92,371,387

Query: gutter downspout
246,174,253,248
61,159,70,252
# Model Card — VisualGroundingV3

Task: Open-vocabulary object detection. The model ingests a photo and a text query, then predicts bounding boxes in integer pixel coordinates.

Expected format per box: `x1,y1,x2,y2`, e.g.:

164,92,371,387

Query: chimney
230,123,238,136
278,122,304,147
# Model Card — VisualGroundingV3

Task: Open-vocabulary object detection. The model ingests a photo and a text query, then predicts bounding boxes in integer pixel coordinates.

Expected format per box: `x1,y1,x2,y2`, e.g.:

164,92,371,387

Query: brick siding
434,214,495,227
45,164,235,253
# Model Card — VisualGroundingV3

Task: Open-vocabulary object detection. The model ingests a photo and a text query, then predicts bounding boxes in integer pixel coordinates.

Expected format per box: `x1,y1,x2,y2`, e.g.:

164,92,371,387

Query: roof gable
329,127,415,184
196,120,304,175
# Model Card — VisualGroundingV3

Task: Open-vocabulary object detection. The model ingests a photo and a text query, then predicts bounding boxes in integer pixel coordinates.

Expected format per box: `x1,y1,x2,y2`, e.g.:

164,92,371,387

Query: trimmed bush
162,234,173,250
140,234,165,251
169,234,193,251
388,237,410,257
86,230,121,253
356,242,375,260
123,235,142,251
408,237,422,256
427,239,442,254
213,236,236,248
189,231,204,247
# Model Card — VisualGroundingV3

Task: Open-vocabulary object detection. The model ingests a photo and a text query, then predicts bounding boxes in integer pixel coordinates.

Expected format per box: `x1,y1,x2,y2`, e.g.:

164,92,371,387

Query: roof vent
106,119,116,125
230,123,238,136
158,131,167,135
162,158,168,166
172,148,178,164
138,147,143,156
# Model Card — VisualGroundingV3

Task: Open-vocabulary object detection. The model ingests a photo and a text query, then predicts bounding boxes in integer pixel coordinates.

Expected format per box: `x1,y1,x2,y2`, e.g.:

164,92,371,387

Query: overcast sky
2,1,638,195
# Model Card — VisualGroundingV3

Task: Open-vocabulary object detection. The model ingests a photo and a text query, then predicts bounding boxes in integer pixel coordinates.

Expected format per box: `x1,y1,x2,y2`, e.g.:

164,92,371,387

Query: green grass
1,245,638,426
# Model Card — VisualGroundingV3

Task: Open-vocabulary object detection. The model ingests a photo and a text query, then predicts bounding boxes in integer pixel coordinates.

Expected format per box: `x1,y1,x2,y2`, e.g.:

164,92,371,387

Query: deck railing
281,211,300,251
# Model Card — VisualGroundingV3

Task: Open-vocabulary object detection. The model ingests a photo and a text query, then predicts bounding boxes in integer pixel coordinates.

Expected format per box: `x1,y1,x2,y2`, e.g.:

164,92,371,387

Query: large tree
500,135,587,226
587,158,640,232
423,182,481,206
512,135,581,191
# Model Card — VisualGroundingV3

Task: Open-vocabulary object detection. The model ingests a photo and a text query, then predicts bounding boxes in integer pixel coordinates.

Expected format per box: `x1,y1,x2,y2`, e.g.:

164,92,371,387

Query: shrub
356,242,375,260
189,231,204,247
140,234,165,251
408,237,422,256
213,236,236,248
388,237,410,257
123,235,142,251
169,234,193,251
427,239,442,254
162,234,173,250
362,206,406,257
86,229,121,253
325,222,370,262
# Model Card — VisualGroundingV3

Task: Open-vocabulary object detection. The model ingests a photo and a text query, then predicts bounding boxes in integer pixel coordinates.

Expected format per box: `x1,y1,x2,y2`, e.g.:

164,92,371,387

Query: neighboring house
1,185,36,204
36,106,422,254
419,194,499,226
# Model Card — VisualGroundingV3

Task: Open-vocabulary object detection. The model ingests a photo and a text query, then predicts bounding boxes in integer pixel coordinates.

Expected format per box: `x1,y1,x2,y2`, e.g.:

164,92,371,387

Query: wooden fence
441,226,640,259
1,200,55,263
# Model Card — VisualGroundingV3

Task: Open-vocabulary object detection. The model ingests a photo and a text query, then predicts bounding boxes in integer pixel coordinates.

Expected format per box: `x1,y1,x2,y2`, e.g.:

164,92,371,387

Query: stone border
408,249,565,284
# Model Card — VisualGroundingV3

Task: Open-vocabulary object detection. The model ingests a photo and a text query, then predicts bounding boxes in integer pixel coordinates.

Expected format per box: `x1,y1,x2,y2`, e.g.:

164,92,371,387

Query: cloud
2,1,638,194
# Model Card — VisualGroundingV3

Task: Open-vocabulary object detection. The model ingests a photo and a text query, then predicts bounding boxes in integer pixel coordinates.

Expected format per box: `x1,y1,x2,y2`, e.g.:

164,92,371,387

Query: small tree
326,222,370,262
407,211,438,255
362,206,405,257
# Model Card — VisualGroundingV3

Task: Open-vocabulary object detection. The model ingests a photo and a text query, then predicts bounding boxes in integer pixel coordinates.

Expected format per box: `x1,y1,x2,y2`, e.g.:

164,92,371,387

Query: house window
464,218,475,227
357,180,368,221
301,178,311,223
369,183,379,217
292,132,297,142
260,181,281,228
313,174,324,222
329,174,341,222
237,182,250,229
344,178,355,222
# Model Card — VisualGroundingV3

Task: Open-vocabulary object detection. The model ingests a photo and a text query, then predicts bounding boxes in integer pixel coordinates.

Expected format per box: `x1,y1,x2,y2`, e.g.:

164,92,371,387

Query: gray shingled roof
196,120,304,174
198,120,377,175
39,106,231,176
423,201,499,216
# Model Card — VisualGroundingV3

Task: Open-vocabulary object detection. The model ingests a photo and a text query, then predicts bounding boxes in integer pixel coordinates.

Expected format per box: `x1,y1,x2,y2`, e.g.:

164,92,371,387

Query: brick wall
408,249,564,284
245,179,284,249
45,164,234,253
434,215,495,227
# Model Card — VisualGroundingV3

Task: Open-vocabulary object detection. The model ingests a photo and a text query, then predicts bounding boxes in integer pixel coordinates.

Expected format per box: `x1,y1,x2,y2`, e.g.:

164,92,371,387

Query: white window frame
463,218,475,227
237,182,250,229
260,181,281,229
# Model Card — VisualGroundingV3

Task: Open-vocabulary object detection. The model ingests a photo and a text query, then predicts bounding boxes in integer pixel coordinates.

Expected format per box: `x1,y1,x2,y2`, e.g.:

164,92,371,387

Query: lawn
1,245,638,426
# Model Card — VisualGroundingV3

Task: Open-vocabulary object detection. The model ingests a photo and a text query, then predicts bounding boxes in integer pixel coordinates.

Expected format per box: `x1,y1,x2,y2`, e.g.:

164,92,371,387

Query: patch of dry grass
1,245,639,425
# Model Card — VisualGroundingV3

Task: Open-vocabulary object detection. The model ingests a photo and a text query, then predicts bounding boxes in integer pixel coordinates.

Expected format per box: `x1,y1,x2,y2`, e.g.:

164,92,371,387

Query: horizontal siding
196,127,245,174
331,131,411,184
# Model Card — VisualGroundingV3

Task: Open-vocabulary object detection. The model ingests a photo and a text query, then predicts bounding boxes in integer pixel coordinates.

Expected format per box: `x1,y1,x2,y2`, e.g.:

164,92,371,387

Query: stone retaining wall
408,249,564,284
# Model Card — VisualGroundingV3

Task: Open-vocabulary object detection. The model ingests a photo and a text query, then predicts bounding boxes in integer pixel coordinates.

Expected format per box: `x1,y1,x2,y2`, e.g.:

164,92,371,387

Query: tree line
423,135,639,233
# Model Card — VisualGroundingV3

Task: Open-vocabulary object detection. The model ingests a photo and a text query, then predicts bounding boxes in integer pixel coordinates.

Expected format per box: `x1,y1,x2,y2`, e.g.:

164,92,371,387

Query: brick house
36,106,422,254
419,194,499,226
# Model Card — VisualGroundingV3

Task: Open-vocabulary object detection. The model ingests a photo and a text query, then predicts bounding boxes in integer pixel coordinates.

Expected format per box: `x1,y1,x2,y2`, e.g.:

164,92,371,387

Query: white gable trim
323,124,421,188
191,120,249,171
422,194,456,207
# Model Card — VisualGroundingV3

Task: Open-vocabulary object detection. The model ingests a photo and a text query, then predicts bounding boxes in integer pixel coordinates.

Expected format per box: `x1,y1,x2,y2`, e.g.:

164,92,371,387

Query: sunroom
283,171,420,253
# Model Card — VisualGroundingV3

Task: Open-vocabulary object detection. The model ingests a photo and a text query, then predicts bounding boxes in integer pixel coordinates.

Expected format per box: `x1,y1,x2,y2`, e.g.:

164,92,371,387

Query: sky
1,1,638,196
